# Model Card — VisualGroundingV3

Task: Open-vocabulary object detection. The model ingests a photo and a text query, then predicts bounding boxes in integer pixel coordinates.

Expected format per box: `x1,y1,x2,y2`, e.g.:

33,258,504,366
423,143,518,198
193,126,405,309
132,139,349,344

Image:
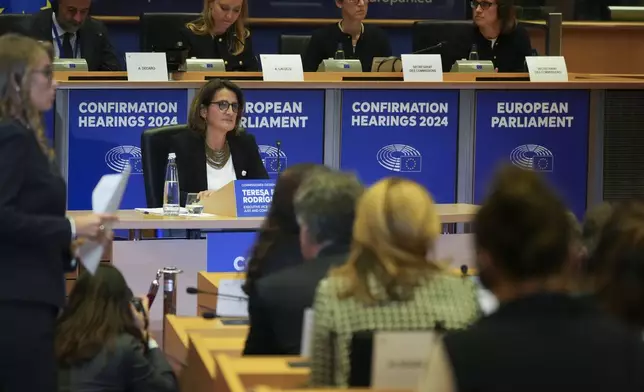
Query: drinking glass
185,193,204,215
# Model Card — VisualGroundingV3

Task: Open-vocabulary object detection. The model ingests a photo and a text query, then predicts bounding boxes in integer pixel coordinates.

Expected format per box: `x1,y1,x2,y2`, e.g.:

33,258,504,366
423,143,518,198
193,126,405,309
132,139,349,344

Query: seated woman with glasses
56,264,177,392
445,0,532,72
302,0,391,72
170,78,268,205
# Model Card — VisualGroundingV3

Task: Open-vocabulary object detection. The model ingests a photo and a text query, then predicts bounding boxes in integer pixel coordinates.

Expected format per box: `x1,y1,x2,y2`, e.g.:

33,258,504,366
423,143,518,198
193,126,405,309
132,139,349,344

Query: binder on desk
202,179,276,217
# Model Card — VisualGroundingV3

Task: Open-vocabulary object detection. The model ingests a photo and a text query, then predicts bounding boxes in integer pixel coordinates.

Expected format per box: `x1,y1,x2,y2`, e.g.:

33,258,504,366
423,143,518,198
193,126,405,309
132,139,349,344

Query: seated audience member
570,202,613,293
242,164,331,348
418,166,644,392
171,78,267,206
56,264,177,392
243,170,363,355
302,0,391,72
590,201,644,330
24,0,121,71
180,0,258,71
309,178,481,387
445,0,532,72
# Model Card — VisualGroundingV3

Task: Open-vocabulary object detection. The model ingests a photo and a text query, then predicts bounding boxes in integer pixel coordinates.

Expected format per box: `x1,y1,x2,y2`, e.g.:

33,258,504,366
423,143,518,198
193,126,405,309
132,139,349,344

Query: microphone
376,41,448,72
276,140,282,176
412,40,448,55
460,264,469,277
185,286,248,302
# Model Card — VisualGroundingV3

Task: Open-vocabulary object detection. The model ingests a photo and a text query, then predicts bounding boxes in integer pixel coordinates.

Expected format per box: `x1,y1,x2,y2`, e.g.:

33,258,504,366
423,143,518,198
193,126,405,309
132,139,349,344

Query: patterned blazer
309,271,481,387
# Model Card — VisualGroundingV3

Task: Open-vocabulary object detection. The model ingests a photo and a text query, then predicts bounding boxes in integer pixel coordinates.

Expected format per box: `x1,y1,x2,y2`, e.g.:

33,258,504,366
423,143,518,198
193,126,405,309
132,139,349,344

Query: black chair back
139,12,199,52
141,125,189,208
279,34,311,57
412,20,473,53
0,14,30,36
349,330,374,387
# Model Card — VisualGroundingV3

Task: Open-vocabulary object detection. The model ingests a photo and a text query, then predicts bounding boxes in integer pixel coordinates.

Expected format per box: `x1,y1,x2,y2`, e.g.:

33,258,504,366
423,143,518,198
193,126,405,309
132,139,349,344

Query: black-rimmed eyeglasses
470,0,496,10
210,100,240,113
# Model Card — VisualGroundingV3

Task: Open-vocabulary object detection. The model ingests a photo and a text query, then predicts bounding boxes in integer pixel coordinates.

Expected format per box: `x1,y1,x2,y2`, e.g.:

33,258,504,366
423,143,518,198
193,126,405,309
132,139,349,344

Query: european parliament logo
258,145,287,174
233,256,246,271
105,145,144,174
510,144,554,172
376,144,422,173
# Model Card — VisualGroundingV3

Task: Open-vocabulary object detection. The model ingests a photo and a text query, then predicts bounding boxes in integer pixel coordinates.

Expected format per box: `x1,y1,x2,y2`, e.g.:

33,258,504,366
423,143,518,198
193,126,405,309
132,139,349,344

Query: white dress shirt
206,156,237,191
51,12,80,59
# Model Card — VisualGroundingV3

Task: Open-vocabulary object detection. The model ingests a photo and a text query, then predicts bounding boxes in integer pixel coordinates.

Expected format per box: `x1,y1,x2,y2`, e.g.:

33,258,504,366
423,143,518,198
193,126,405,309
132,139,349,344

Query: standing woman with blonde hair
309,177,481,387
0,34,116,392
180,0,258,71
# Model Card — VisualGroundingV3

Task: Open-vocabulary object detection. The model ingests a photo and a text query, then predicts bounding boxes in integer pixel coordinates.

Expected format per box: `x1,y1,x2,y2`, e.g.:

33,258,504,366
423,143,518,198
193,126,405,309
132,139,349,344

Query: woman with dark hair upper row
170,78,268,206
444,0,532,72
180,0,258,72
242,163,331,355
56,264,177,392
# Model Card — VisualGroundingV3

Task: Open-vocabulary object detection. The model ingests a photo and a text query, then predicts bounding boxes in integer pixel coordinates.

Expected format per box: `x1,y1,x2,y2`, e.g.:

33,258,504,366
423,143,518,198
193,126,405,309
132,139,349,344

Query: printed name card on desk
371,331,438,388
125,52,169,81
202,179,276,217
401,54,443,82
260,54,304,81
526,56,568,82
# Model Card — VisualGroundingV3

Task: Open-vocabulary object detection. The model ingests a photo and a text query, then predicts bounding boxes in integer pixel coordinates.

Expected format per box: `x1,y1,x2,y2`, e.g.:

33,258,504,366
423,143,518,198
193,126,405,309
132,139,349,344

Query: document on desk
216,279,248,317
78,165,131,274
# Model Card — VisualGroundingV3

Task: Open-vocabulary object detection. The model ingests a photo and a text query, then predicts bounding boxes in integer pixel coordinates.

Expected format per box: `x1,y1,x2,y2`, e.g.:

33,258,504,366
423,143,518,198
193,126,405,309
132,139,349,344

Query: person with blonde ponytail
0,34,116,392
309,177,481,387
180,0,258,71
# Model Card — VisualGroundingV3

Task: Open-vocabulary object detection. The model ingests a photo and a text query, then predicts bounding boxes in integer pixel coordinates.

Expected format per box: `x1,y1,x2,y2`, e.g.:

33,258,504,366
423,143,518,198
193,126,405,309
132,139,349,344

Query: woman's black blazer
179,26,259,72
170,129,269,205
0,120,73,308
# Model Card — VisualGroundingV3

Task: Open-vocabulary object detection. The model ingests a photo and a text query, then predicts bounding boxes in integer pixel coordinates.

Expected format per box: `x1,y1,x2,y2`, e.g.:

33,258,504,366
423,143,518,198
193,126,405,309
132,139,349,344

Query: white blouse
206,156,237,191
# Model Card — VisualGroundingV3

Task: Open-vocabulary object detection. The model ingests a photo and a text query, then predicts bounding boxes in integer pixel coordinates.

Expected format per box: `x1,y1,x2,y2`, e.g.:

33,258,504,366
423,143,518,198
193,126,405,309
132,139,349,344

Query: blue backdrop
67,89,188,210
474,90,590,217
340,89,459,203
241,89,325,177
86,0,465,19
207,231,257,273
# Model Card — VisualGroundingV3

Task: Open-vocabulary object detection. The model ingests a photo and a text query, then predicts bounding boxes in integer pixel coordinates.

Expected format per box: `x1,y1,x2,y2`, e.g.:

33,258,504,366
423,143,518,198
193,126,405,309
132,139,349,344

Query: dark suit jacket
0,120,72,308
170,129,268,205
179,26,259,72
442,24,532,73
303,23,392,72
24,9,121,71
443,293,644,392
58,334,177,392
243,244,349,355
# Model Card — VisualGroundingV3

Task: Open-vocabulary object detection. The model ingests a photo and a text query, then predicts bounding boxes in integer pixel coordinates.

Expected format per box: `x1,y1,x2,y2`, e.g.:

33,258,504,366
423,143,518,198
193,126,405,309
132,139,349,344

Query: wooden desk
163,315,248,369
214,354,309,392
197,272,243,316
181,336,249,392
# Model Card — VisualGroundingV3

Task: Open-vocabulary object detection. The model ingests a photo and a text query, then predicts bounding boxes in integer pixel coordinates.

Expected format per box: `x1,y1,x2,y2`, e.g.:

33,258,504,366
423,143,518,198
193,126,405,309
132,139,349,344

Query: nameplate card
125,52,169,82
401,54,443,82
234,179,276,217
371,331,438,388
526,56,568,82
260,54,304,82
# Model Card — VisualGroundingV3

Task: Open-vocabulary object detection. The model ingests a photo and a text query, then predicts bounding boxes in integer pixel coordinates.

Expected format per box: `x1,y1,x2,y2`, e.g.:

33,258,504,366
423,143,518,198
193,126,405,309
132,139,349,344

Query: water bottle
468,44,479,61
334,43,345,60
163,152,180,216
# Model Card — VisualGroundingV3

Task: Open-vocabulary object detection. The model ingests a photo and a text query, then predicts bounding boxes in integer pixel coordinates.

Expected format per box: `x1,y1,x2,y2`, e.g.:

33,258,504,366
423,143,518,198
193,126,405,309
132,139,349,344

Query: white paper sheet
300,308,314,357
215,279,248,317
78,165,131,274
134,207,215,217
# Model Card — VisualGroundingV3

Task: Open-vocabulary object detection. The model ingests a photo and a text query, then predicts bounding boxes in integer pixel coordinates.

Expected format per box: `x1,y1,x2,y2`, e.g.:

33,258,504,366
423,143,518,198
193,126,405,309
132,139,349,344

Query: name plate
401,54,443,82
526,56,568,82
260,54,304,81
234,179,276,217
372,331,438,388
125,52,169,81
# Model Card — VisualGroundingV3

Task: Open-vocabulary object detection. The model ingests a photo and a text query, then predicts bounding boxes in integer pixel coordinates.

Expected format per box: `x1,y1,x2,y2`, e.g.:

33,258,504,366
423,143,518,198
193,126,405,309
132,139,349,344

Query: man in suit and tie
24,0,121,71
243,170,364,355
